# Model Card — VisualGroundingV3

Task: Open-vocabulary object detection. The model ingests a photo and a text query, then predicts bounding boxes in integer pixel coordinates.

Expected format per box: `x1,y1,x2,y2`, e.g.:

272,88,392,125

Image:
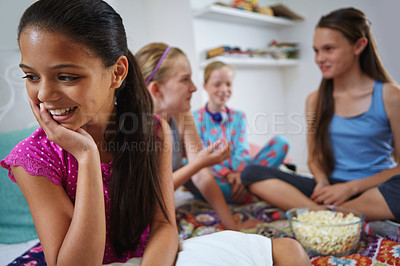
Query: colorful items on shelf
214,1,303,21
231,0,258,12
206,46,250,59
206,41,299,60
268,40,299,59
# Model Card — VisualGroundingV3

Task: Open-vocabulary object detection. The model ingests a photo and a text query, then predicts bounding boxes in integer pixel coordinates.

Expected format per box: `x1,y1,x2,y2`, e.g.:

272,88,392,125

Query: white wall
191,1,290,146
0,0,36,50
0,0,37,131
112,0,202,109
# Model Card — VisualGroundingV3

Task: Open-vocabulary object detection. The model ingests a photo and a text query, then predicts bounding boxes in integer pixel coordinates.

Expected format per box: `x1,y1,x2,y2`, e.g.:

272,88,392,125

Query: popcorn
290,210,363,256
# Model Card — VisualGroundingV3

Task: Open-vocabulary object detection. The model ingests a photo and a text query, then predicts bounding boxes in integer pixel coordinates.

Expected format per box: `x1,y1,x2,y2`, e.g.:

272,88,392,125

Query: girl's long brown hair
313,7,393,176
18,0,170,257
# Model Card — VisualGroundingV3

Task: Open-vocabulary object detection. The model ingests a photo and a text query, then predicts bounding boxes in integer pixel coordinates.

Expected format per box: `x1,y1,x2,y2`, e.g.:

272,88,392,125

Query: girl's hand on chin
29,98,98,161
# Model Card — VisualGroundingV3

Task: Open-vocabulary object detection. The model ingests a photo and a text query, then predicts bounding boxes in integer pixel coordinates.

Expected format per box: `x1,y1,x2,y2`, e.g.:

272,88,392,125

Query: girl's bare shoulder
305,90,319,111
383,82,400,106
383,82,400,121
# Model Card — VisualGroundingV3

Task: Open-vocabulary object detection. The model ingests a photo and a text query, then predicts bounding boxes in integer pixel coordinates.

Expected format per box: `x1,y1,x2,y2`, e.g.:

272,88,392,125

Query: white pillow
177,231,273,266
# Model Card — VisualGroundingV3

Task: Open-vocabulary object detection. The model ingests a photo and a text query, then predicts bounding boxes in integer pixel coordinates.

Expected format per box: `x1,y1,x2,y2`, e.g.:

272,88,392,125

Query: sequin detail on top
0,127,149,264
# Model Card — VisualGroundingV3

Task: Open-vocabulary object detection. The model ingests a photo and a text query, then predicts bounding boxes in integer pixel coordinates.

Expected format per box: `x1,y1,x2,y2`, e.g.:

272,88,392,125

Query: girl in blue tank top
241,7,400,223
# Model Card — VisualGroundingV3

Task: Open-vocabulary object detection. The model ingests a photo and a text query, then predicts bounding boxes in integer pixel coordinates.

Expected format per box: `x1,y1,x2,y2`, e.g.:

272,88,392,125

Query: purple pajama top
0,127,149,264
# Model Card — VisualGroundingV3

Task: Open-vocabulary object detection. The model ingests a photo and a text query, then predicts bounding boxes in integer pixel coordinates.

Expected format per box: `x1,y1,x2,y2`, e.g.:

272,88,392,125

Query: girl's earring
114,95,118,106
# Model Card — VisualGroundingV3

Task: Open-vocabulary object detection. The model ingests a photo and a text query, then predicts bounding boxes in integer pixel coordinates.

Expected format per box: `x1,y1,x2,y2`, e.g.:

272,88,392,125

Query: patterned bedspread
177,200,400,266
7,200,400,265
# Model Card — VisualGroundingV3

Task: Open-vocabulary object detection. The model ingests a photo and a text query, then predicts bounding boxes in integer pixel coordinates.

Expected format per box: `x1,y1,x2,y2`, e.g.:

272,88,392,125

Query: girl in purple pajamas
192,61,289,204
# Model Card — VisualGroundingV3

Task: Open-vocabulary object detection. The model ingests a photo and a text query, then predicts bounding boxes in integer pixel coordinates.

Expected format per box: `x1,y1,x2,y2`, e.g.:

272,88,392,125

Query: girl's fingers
220,139,230,151
28,98,41,123
28,99,56,131
28,99,51,133
28,99,97,159
39,103,50,122
317,192,333,204
310,193,317,200
39,103,58,126
38,103,64,138
207,139,221,151
310,187,324,200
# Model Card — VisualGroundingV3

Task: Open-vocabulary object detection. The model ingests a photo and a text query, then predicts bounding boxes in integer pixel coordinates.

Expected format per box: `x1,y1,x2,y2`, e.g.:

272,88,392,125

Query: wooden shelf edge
200,56,299,68
193,4,296,27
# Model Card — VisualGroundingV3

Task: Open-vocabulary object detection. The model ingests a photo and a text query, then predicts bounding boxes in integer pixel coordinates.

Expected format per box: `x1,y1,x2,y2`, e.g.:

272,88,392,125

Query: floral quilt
176,200,400,266
7,200,400,265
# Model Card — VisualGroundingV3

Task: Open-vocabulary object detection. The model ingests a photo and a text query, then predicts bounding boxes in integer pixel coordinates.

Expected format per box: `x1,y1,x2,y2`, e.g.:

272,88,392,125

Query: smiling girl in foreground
1,0,177,265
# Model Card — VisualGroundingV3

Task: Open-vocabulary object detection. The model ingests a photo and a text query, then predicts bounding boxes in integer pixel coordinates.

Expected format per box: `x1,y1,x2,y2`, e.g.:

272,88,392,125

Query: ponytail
108,51,169,257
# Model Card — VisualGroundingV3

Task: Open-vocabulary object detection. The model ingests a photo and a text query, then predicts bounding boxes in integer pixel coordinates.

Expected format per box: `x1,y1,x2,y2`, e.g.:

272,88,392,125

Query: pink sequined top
1,127,149,264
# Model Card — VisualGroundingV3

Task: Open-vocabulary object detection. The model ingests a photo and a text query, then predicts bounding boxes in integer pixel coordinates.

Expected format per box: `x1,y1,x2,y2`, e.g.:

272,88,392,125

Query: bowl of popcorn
286,205,365,256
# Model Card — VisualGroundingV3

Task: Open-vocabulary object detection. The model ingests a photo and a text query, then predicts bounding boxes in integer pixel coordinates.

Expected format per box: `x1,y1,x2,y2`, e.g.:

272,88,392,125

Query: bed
0,49,41,266
175,191,400,265
3,189,399,265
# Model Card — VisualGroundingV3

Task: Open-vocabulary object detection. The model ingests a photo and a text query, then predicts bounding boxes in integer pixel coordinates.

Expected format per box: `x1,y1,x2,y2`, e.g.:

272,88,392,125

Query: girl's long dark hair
18,0,169,257
313,7,392,176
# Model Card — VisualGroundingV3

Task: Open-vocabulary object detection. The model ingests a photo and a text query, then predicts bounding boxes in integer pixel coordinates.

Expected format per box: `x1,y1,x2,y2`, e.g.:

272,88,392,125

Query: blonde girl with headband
192,61,290,205
1,0,178,265
241,7,400,224
136,43,260,230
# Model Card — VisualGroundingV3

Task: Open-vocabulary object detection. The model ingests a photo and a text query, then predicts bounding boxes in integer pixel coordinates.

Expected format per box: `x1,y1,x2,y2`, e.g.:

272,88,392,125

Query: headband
145,45,172,85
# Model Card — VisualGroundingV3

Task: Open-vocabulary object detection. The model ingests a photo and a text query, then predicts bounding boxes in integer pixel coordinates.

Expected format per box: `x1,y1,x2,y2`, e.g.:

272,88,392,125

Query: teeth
49,107,74,116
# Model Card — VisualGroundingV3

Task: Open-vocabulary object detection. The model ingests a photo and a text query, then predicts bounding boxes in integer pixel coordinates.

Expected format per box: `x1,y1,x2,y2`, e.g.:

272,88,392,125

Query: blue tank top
329,81,396,181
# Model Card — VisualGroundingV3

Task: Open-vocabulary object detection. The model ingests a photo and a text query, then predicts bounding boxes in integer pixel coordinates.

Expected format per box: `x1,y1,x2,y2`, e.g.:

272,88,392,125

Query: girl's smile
46,106,78,122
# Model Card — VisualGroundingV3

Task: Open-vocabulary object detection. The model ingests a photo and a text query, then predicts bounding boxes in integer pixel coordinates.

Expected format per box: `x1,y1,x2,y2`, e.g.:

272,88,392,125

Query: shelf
200,56,299,68
193,4,296,28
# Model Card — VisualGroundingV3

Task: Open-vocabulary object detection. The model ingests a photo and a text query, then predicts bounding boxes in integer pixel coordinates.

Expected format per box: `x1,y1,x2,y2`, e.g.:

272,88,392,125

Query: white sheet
0,238,39,265
174,187,195,208
0,230,273,265
107,231,274,265
176,231,273,266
